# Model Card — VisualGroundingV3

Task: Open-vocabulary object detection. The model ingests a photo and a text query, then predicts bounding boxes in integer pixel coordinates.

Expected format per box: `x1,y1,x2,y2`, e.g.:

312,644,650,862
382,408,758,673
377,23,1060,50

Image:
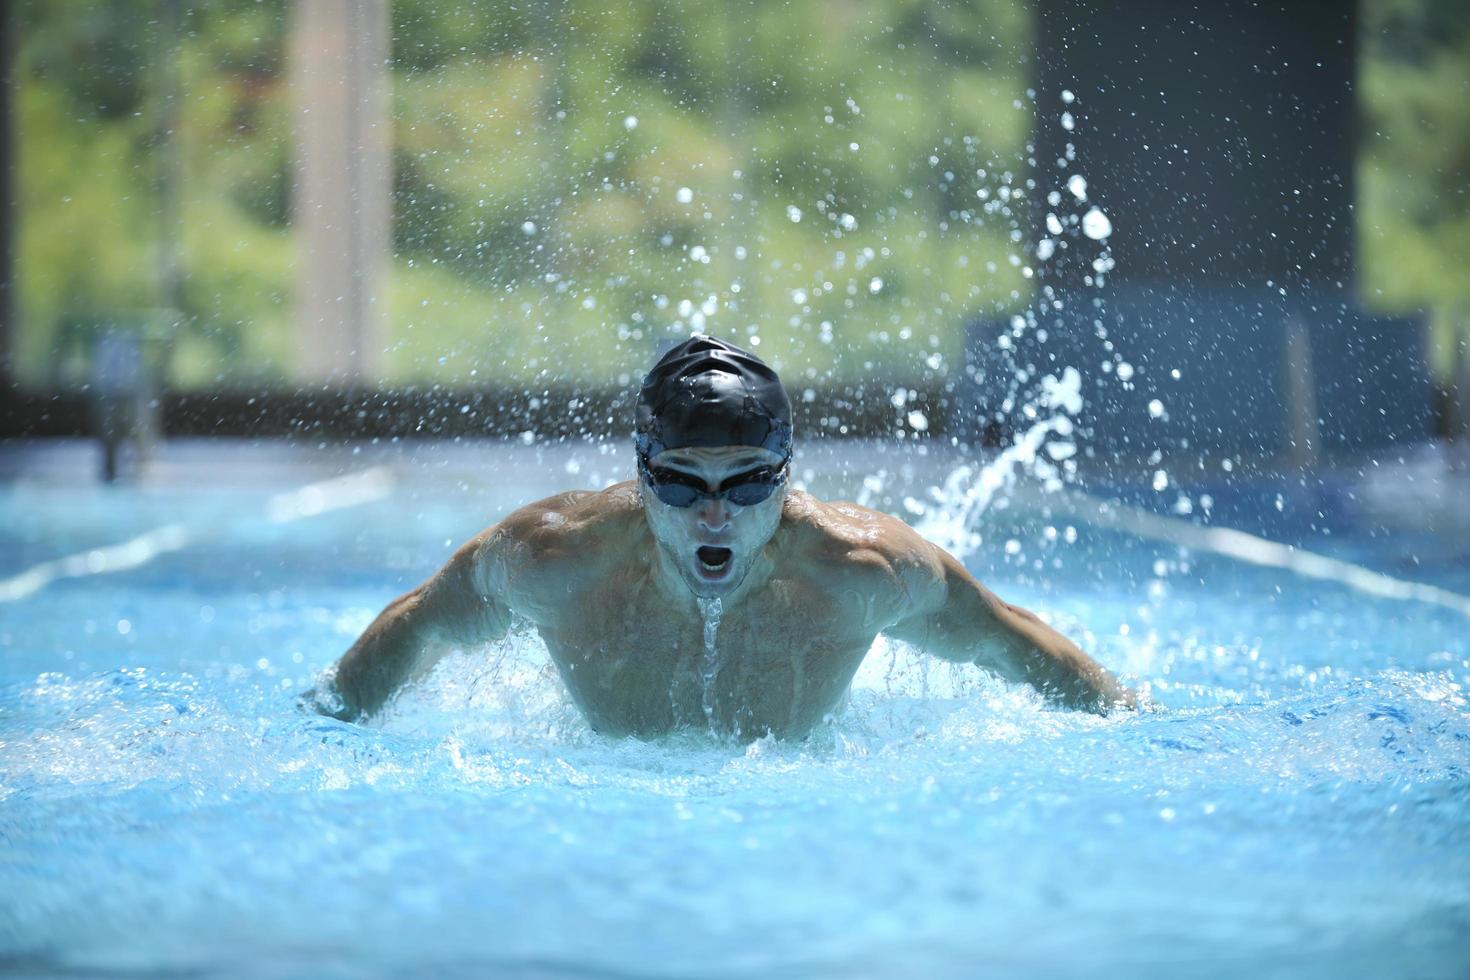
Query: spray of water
696,596,723,729
917,372,1082,559
915,92,1115,562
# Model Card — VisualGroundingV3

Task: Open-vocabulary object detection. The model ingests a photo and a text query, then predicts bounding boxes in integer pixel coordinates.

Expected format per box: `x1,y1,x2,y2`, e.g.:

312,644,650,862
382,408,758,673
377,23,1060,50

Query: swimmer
324,335,1135,738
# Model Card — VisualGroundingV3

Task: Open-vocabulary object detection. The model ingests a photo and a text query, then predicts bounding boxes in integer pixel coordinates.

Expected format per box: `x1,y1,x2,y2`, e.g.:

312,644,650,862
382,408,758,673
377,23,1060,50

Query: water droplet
1082,207,1112,240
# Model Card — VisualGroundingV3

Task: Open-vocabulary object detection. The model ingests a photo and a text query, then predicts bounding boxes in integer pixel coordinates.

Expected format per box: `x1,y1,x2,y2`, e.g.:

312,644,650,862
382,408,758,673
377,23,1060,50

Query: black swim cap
635,334,793,460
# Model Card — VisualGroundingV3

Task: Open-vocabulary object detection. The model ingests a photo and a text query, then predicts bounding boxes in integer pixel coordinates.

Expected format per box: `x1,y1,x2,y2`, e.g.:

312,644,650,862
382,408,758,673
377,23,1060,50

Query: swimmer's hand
295,683,358,722
1125,681,1159,713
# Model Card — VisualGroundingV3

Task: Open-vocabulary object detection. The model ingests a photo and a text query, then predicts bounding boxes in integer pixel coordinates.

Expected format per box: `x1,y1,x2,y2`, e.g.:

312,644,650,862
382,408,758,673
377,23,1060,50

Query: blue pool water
2,439,1468,978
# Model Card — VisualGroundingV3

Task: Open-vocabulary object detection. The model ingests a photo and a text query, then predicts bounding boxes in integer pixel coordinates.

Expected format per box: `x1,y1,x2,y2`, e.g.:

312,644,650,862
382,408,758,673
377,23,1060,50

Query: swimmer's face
639,445,788,598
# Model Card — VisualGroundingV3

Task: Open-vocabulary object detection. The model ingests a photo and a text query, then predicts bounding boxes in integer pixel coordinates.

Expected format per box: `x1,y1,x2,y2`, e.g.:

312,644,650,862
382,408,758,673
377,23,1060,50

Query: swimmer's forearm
327,534,510,720
900,548,1135,713
331,590,443,719
987,602,1134,714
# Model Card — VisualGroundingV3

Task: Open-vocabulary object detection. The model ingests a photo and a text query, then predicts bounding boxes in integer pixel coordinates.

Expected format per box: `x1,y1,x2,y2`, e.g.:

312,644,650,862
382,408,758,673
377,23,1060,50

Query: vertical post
155,0,183,315
0,0,17,389
529,0,564,285
717,0,752,334
1454,316,1470,465
290,0,391,384
1284,317,1321,472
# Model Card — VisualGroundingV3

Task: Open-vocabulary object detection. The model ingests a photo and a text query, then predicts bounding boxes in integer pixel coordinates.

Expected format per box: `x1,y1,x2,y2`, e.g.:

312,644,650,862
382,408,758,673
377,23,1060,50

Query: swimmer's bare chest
536,576,876,740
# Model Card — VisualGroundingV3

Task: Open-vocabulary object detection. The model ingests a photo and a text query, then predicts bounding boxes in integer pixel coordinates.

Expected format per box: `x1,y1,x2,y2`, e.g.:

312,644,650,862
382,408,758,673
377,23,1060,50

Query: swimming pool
2,438,1468,978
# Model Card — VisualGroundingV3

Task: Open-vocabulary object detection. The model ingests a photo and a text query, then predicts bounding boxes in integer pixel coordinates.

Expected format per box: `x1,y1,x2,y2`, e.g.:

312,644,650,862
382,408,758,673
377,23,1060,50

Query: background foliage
1359,0,1470,374
11,0,1469,389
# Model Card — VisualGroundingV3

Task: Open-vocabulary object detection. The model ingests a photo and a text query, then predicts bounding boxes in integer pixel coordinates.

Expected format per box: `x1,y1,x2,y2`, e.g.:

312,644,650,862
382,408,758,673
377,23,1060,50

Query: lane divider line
266,466,395,524
0,523,192,603
0,467,395,603
1051,489,1470,620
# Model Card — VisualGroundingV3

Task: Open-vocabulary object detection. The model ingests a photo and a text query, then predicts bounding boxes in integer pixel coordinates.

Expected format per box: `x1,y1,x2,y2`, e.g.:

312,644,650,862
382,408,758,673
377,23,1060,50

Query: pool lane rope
0,467,394,603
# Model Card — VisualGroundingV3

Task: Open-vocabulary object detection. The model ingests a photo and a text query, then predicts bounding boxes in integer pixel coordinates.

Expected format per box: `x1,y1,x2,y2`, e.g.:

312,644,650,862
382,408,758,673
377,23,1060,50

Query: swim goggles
637,454,789,508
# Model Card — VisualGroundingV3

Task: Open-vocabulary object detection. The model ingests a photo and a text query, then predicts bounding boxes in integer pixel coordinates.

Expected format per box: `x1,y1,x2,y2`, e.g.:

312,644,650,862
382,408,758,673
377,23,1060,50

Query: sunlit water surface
2,440,1468,978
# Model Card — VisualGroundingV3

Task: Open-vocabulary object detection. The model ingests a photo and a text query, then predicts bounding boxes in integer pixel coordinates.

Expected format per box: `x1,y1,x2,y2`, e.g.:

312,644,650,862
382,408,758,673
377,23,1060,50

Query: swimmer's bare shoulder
486,482,647,609
325,484,643,719
782,491,1135,714
777,491,946,628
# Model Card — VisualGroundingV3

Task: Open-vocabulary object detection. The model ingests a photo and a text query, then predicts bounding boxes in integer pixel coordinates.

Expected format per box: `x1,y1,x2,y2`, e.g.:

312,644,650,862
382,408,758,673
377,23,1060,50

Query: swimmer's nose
696,497,731,532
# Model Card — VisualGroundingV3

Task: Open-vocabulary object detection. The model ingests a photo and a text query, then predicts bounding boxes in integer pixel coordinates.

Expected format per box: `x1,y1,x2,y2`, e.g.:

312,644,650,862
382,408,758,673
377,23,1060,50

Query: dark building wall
965,0,1431,459
1033,0,1358,291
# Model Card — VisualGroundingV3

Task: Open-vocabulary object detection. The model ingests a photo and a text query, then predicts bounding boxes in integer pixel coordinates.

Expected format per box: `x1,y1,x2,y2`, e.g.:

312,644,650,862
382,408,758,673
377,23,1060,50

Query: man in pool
324,335,1135,738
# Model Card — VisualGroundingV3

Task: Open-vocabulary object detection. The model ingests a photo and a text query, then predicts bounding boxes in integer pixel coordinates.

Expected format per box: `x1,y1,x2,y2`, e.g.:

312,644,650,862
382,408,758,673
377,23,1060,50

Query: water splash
916,365,1083,561
696,596,723,728
918,419,1069,559
913,90,1127,566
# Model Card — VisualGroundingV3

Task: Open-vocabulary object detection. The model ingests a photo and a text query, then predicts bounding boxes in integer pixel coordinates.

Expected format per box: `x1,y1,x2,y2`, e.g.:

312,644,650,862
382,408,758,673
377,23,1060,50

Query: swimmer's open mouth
697,546,733,571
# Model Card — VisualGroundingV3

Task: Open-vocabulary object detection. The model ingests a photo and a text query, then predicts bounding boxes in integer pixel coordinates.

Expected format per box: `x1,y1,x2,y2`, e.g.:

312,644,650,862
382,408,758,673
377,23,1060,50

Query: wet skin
329,446,1135,740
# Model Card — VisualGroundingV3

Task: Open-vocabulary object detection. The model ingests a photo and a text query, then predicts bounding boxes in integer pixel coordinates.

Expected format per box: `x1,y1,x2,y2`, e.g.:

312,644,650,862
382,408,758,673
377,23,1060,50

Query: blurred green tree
13,0,1465,393
15,0,295,388
15,0,1037,392
1360,0,1470,373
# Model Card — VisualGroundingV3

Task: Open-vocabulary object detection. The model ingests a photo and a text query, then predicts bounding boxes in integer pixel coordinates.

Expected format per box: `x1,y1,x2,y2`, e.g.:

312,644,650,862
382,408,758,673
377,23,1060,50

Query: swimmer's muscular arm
326,526,514,720
325,490,617,719
874,517,1135,714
